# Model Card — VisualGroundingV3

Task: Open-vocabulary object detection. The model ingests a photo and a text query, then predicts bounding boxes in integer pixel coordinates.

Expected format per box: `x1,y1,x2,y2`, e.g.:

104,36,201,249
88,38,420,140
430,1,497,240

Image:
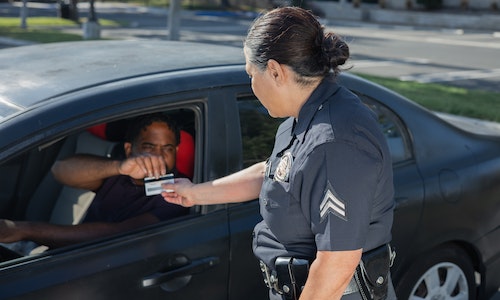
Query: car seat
26,131,118,226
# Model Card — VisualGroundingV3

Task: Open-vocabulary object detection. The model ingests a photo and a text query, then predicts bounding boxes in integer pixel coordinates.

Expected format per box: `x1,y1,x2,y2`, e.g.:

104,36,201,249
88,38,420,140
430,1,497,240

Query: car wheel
396,246,476,300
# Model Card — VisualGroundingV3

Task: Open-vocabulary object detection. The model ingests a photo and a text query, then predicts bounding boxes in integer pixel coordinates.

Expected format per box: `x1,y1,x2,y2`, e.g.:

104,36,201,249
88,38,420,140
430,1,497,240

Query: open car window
0,108,198,261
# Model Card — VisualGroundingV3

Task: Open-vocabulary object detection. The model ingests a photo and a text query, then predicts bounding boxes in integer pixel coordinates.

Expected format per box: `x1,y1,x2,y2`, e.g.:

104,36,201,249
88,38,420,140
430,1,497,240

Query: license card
144,173,174,196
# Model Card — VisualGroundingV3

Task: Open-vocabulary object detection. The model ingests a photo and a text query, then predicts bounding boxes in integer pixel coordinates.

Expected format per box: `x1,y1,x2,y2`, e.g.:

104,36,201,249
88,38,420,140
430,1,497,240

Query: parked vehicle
1,40,499,300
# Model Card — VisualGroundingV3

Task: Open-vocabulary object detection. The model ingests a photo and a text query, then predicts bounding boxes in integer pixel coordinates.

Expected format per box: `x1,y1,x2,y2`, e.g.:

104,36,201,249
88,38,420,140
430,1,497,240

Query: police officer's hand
118,154,167,179
161,178,196,207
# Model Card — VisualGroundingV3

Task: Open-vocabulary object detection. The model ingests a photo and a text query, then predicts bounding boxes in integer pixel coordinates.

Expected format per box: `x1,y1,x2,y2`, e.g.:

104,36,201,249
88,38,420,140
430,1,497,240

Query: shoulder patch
320,182,347,222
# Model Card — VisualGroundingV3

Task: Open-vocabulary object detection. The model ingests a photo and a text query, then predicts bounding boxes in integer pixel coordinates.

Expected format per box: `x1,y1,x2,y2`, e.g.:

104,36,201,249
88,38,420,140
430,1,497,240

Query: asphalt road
337,24,500,93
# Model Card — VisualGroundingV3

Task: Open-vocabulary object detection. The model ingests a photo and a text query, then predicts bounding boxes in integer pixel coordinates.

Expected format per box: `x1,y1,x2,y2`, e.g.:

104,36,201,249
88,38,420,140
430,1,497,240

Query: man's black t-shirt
83,175,188,223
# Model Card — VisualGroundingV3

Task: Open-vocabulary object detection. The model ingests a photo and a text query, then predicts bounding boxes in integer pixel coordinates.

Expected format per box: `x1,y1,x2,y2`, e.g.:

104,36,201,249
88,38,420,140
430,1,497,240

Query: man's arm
299,249,362,300
51,154,122,191
52,153,167,191
0,213,159,249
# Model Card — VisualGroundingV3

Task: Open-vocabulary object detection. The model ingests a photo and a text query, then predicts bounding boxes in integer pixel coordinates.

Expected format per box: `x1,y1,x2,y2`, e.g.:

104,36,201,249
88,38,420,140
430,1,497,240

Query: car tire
396,246,476,300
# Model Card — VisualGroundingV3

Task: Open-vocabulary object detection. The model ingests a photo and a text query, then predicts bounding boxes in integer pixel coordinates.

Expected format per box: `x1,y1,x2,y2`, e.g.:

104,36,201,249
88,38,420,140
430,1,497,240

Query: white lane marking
350,58,500,84
348,60,396,68
350,58,430,69
402,57,431,64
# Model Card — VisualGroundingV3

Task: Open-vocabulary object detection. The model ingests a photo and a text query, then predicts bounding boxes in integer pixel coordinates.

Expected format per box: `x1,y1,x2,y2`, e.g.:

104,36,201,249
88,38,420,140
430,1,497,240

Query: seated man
0,113,189,250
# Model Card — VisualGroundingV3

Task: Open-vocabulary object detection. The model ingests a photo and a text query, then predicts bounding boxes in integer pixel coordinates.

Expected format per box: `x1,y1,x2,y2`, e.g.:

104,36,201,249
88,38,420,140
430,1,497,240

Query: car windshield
435,112,500,137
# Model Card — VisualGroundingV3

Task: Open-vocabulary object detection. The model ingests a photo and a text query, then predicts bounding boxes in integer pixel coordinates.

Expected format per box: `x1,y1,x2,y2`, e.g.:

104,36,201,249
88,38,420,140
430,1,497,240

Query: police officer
162,7,396,300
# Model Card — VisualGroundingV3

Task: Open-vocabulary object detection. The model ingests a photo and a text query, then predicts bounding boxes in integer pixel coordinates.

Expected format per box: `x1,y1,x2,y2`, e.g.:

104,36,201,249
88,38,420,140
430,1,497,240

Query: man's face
126,121,178,173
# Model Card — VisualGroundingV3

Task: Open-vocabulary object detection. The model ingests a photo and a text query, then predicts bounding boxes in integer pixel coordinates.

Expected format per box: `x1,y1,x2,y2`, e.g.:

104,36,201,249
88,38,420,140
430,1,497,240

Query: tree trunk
59,0,79,23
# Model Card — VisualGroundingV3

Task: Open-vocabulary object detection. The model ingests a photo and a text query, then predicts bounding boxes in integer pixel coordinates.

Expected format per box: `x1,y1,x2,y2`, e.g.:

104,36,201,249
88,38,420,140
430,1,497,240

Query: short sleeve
297,140,383,251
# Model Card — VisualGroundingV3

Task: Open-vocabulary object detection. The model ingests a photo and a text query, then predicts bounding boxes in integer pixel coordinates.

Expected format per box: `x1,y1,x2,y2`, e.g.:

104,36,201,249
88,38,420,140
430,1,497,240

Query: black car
0,40,499,300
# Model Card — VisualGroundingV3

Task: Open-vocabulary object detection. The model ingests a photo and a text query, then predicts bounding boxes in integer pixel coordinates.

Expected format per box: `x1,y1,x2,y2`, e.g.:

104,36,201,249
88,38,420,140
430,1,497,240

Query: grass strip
0,27,83,43
0,17,121,43
355,73,500,123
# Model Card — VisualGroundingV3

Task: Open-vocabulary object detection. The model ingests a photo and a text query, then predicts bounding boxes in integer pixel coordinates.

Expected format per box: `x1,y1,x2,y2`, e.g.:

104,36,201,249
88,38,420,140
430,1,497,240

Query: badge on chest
274,151,293,183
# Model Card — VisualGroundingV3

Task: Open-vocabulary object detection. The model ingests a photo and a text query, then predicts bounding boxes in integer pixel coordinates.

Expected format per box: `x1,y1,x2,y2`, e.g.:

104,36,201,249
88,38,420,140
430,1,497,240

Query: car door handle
142,256,220,287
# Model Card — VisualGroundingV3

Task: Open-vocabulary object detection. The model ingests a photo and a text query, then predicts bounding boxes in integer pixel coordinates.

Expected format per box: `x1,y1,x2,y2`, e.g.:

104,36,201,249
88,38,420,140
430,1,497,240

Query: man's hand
118,154,167,179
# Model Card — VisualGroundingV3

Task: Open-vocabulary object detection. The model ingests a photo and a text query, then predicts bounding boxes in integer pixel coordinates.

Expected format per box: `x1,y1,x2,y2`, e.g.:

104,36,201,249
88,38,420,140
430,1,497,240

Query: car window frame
356,93,414,165
0,98,208,263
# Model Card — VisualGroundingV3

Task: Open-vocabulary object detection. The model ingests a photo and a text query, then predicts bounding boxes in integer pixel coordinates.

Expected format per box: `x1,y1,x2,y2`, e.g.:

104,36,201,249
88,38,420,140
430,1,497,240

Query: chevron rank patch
319,182,347,222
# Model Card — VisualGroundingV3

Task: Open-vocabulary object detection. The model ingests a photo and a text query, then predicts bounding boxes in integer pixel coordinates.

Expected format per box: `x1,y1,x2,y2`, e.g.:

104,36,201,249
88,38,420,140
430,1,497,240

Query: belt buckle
260,261,282,294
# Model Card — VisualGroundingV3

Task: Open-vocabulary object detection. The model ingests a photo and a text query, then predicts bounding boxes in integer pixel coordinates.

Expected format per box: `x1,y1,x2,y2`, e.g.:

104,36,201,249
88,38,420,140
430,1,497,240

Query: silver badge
274,152,293,182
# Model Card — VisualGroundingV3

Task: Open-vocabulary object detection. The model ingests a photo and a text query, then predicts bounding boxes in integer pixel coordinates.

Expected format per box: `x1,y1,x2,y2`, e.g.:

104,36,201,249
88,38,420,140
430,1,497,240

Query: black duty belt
259,259,359,298
260,245,394,300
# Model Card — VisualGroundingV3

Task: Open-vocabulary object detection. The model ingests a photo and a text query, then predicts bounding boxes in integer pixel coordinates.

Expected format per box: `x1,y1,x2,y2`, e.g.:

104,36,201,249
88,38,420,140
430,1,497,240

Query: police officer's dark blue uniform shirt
253,75,394,269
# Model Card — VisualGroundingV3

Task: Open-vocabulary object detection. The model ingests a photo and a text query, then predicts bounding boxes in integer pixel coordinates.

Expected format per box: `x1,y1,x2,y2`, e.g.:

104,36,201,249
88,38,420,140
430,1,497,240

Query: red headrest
87,123,107,140
177,130,195,179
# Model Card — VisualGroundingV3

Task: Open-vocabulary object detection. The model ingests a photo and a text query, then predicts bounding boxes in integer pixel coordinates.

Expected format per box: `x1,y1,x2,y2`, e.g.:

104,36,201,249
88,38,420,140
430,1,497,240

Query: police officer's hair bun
322,32,350,71
244,6,351,81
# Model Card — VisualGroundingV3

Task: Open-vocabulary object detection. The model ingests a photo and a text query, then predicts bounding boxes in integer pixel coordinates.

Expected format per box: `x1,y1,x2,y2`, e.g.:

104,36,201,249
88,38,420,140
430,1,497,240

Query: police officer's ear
267,59,287,86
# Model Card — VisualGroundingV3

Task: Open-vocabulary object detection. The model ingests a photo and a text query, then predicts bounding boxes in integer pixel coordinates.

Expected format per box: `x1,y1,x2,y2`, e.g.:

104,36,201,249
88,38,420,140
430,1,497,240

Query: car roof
0,40,245,120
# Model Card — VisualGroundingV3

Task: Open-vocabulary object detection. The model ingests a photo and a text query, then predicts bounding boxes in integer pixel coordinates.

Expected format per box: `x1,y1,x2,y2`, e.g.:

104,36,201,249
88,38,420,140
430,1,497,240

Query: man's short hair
125,113,180,146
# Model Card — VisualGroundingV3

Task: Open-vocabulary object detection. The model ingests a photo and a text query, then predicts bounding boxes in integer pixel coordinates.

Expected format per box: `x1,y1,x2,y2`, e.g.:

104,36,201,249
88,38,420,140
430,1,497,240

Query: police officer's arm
298,137,384,299
162,161,265,207
300,249,362,300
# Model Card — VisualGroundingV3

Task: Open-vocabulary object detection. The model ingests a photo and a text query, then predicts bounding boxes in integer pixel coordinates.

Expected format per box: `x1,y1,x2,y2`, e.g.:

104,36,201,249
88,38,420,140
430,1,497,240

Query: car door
0,212,230,300
0,99,233,300
0,86,246,300
223,95,284,300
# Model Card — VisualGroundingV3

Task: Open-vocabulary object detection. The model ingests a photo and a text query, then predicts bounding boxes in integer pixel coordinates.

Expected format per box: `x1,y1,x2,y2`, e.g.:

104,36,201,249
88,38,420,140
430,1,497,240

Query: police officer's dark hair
125,113,180,146
244,7,350,84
